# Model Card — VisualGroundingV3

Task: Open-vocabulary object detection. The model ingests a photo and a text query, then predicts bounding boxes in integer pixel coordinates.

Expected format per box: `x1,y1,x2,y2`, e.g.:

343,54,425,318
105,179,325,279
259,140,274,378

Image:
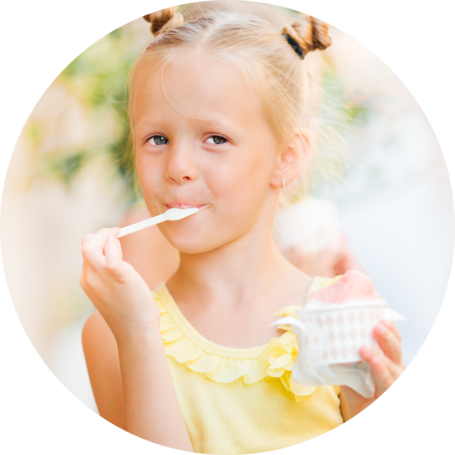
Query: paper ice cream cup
271,270,406,398
296,301,387,365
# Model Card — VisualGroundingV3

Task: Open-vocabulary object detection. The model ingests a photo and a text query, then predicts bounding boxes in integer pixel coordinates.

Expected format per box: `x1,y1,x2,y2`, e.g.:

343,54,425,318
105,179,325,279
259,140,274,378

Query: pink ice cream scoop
306,269,384,306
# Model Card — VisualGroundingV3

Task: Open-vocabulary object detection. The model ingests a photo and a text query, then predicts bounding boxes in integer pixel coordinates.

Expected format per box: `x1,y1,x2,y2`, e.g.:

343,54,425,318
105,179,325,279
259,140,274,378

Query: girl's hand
340,320,405,420
80,227,160,340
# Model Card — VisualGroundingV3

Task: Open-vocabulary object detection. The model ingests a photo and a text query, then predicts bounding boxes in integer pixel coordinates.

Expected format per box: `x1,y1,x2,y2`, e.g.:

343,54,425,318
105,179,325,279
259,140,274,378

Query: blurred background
1,1,453,414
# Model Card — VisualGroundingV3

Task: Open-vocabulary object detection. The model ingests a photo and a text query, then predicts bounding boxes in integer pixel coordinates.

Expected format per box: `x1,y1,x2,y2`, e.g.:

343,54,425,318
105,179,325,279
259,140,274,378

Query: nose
164,141,198,185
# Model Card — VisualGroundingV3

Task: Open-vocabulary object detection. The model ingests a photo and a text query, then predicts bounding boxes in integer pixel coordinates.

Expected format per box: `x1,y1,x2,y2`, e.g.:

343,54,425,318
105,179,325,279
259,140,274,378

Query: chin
162,229,207,254
174,245,215,255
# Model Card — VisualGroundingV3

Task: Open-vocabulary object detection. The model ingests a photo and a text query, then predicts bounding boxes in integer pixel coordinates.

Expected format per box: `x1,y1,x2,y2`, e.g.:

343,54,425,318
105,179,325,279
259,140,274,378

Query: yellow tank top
152,276,344,454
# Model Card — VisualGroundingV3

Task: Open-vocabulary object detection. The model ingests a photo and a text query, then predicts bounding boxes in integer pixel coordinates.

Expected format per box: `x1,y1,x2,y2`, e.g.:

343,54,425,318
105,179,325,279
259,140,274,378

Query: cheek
205,149,274,214
205,164,240,203
136,155,161,195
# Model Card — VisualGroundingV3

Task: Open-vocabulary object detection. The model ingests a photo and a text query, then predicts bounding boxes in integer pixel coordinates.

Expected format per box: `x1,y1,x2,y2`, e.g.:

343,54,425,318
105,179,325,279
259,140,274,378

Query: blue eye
149,136,167,145
206,135,227,145
149,136,227,145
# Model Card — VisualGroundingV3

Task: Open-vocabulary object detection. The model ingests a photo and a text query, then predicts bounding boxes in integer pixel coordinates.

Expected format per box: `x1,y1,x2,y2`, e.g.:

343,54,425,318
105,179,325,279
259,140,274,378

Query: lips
165,202,207,209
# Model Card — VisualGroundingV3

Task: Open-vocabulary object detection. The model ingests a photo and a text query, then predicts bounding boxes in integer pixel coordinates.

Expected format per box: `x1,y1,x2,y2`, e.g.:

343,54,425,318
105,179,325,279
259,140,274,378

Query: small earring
281,178,285,189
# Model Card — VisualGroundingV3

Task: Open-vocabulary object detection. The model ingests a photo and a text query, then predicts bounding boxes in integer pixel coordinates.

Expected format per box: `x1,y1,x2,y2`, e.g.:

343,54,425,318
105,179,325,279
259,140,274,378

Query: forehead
133,50,263,126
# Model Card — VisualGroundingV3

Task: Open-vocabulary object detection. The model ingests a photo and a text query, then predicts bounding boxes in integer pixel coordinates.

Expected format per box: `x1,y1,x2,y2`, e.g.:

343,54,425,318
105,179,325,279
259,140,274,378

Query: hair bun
143,7,184,35
282,15,332,58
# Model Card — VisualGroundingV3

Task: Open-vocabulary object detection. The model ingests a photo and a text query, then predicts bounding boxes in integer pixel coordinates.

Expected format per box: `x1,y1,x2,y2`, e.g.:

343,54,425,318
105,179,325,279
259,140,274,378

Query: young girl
81,7,404,454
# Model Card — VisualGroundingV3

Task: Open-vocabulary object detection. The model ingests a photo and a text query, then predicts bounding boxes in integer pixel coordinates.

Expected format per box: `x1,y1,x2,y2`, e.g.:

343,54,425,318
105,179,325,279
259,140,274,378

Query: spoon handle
117,213,167,238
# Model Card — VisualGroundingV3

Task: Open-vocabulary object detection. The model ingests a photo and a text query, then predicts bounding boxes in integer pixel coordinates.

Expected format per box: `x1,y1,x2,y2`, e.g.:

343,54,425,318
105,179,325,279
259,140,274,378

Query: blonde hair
129,4,332,199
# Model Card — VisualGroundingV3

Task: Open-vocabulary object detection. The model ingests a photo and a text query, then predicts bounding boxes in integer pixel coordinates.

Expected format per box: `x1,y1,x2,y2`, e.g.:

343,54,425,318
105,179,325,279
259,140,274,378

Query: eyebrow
135,114,239,132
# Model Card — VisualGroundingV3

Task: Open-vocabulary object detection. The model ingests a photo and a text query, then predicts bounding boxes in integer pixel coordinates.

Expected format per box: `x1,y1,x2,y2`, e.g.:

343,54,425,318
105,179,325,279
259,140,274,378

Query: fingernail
107,235,114,241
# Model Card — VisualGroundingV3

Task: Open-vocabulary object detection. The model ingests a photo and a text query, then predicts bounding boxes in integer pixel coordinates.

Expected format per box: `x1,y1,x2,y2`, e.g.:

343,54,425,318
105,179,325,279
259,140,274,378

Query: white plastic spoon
116,207,198,239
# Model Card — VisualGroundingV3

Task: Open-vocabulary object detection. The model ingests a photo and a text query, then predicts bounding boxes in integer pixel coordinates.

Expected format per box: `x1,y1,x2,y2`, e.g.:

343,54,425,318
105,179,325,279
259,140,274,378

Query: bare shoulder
283,263,313,302
82,311,124,429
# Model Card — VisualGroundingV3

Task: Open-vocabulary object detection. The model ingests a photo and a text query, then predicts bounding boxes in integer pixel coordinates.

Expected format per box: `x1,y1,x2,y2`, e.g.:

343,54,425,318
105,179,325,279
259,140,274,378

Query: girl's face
134,51,283,254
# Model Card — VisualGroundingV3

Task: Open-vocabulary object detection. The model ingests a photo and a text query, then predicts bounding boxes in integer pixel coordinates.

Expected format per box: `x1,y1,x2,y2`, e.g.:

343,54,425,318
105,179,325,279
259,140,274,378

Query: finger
383,320,402,342
373,322,403,365
81,234,96,245
104,235,124,269
103,226,122,261
360,346,395,396
114,232,123,261
104,236,134,284
105,235,121,271
82,228,112,252
81,228,118,267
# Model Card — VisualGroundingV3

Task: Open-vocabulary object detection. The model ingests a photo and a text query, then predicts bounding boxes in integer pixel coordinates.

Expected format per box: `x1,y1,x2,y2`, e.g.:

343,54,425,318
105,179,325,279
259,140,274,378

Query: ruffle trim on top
263,305,317,401
153,283,317,401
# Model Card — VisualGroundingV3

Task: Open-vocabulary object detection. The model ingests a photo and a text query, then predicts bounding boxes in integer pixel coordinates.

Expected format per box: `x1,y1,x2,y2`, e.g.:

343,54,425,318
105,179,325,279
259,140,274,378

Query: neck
166,206,305,308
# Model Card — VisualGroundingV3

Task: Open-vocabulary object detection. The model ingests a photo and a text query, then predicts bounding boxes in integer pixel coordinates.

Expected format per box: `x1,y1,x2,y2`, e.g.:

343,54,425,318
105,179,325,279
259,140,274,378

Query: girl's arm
116,322,191,448
82,311,124,428
83,312,192,449
80,228,193,451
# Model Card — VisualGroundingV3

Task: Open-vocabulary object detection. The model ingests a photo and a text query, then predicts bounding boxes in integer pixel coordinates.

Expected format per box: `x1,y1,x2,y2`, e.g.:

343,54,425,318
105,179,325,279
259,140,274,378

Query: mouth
165,203,208,210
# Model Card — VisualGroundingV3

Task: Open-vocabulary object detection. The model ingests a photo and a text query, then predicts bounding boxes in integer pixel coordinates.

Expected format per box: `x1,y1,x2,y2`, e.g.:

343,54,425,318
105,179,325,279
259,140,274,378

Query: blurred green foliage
27,22,140,203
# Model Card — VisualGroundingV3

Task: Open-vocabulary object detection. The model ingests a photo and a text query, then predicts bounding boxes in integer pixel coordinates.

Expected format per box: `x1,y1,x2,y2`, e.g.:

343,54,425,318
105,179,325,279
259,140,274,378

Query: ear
271,133,308,188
